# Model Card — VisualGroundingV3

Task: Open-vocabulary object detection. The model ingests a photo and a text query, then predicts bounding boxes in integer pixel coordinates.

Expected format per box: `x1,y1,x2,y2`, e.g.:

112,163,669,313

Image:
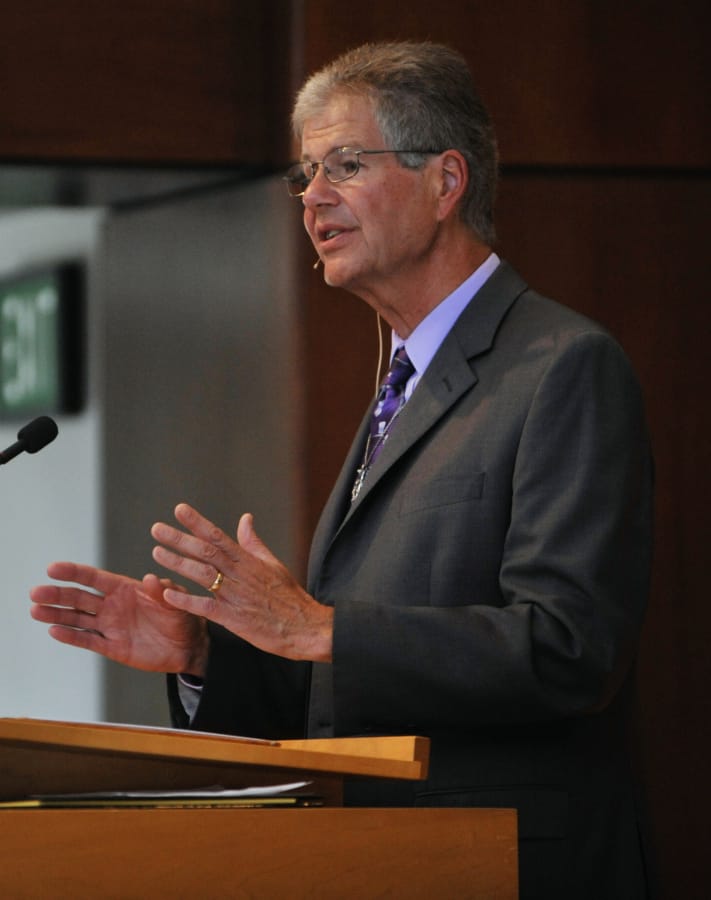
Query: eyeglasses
283,146,440,197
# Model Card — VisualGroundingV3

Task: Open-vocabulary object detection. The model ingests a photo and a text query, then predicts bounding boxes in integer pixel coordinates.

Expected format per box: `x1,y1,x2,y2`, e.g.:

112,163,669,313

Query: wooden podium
0,718,518,898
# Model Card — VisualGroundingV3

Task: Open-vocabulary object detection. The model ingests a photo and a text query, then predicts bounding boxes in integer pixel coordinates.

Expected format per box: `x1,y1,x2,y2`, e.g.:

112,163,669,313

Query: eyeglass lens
285,148,361,196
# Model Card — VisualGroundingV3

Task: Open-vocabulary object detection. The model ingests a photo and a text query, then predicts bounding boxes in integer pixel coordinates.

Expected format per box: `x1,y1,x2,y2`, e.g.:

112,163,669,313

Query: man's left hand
151,503,333,663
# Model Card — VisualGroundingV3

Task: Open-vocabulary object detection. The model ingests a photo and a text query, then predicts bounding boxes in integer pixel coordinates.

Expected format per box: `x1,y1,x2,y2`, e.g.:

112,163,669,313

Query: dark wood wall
0,1,292,166
1,2,708,896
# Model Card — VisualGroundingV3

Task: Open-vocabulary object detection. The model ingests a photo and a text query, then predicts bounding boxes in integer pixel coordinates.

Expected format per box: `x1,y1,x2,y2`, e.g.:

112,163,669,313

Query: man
31,42,653,898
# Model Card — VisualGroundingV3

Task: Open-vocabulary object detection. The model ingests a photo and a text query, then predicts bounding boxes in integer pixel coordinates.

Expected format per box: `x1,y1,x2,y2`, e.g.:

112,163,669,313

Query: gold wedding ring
208,570,224,593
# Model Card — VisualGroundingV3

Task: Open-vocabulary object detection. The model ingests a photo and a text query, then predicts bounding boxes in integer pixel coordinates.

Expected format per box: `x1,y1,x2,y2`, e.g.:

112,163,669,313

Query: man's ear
435,150,469,221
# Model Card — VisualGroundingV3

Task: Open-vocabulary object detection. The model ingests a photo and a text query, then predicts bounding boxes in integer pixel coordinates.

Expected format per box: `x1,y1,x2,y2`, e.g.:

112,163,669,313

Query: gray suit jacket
173,262,654,898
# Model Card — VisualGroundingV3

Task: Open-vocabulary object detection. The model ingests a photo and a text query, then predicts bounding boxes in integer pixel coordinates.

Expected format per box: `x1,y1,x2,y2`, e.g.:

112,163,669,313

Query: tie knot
383,346,415,390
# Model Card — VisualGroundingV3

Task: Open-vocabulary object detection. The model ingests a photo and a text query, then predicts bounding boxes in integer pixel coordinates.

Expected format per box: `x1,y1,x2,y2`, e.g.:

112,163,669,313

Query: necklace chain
351,395,406,501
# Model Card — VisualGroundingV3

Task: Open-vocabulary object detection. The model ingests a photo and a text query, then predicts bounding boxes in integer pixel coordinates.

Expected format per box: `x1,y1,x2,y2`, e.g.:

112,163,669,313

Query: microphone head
18,416,59,453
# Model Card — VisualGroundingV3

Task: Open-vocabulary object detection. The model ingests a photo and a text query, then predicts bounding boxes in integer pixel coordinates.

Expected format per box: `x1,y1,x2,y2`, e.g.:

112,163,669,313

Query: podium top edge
0,717,430,781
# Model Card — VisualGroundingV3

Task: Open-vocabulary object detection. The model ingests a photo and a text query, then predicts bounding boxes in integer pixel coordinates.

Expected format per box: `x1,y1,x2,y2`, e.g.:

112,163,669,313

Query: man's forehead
300,93,383,155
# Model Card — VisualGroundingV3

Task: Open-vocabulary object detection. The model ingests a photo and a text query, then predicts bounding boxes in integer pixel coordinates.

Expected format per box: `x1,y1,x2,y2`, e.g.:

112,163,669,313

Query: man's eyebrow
300,144,363,161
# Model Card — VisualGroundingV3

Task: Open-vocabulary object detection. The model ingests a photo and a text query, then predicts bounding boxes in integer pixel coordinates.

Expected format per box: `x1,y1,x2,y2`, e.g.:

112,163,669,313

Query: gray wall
100,177,302,724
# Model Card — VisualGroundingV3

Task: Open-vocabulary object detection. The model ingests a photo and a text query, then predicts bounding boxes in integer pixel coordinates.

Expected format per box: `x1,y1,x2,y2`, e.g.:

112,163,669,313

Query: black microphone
0,416,59,465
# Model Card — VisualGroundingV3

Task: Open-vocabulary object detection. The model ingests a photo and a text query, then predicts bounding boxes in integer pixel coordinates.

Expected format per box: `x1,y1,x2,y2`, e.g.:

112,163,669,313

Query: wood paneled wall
296,1,709,167
0,1,292,165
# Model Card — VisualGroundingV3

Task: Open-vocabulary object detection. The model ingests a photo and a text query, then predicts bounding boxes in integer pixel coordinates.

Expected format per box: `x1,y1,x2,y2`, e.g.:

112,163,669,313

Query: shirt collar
392,253,500,376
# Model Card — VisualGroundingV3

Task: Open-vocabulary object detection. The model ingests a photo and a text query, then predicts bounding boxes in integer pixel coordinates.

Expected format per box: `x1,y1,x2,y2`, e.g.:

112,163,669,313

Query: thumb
236,513,278,565
141,573,166,599
143,573,186,595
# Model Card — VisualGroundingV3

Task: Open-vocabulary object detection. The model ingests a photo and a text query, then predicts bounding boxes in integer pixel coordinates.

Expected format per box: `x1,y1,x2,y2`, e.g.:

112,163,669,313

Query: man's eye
287,165,310,186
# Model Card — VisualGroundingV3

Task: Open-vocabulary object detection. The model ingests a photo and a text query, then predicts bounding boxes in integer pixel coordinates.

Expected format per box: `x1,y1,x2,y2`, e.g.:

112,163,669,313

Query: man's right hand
30,562,209,677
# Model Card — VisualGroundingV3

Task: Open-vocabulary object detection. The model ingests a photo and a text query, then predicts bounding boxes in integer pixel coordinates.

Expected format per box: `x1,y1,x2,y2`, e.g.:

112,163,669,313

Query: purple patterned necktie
352,346,415,501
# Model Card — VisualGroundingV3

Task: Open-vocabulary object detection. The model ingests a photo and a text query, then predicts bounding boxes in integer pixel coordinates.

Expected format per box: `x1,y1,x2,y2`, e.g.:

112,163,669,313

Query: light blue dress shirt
394,252,500,397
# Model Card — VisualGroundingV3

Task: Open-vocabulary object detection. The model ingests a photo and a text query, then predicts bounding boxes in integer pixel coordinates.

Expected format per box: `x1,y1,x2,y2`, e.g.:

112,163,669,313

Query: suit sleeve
329,330,654,732
168,622,310,740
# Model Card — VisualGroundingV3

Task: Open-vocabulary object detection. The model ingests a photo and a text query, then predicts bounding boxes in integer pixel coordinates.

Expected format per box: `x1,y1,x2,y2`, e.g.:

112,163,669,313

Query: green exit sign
0,265,84,419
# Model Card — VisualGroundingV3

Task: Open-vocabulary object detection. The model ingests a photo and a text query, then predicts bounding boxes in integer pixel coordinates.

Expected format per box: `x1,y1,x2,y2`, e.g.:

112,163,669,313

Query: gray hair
292,41,499,244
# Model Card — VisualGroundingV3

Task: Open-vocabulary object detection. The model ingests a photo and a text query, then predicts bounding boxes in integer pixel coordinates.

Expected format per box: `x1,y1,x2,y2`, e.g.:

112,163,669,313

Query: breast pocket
399,473,486,516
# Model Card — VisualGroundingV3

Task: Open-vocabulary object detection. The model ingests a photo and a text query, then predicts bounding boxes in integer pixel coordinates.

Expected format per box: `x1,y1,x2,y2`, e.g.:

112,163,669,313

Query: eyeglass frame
283,146,441,197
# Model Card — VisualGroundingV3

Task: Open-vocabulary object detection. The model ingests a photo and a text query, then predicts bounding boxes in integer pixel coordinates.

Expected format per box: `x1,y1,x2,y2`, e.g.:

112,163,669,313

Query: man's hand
30,563,209,676
151,503,334,663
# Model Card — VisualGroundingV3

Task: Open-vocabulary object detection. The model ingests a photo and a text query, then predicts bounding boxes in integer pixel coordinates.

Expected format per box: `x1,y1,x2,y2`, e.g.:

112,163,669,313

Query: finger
142,572,187,596
30,584,103,615
30,584,67,605
151,544,221,593
45,561,139,596
47,625,107,653
142,573,165,592
150,521,227,570
31,601,99,632
173,503,243,564
162,588,218,618
236,513,279,566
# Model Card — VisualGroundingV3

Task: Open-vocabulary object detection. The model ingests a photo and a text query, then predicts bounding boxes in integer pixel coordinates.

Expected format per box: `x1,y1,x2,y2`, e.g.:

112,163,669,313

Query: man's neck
361,239,492,339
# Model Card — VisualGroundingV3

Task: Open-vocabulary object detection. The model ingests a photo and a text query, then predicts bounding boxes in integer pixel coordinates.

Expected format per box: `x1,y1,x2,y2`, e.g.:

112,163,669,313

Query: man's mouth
318,226,348,244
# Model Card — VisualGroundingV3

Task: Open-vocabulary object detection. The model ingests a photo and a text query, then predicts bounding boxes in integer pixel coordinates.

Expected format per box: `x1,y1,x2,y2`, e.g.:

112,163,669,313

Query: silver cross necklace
351,397,407,502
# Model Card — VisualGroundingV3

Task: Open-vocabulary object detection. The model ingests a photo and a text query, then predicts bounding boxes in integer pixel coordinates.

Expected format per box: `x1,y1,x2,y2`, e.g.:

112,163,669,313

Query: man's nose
302,167,337,207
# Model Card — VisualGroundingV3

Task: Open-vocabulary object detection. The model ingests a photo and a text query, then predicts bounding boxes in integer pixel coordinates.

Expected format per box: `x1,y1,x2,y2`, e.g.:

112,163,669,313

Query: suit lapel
307,262,528,588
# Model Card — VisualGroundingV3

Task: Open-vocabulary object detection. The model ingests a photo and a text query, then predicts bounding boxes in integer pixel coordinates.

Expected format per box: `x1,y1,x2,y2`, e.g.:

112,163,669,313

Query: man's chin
321,260,350,289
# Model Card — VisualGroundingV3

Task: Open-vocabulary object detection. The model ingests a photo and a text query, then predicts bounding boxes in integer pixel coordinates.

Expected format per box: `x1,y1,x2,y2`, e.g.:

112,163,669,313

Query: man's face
300,93,441,303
